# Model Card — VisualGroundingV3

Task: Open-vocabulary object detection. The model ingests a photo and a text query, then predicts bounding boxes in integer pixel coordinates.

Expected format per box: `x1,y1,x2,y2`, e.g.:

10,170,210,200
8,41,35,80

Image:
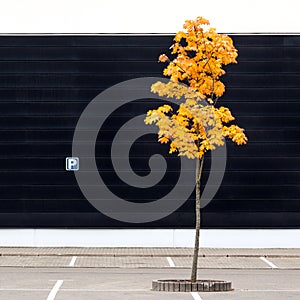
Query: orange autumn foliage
145,16,247,159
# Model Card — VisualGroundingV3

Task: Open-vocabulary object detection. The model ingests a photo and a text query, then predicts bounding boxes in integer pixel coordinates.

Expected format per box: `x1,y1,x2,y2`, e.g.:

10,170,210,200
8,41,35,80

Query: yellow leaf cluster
159,16,237,100
145,16,247,159
222,125,248,145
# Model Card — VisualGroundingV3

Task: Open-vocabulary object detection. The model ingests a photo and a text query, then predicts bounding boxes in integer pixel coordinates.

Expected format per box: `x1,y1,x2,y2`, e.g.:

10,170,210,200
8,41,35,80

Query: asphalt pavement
0,247,299,300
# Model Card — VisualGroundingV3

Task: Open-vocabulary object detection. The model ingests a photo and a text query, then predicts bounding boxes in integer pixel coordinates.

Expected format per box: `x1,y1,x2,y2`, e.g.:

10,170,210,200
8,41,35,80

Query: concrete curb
152,279,233,292
0,247,300,257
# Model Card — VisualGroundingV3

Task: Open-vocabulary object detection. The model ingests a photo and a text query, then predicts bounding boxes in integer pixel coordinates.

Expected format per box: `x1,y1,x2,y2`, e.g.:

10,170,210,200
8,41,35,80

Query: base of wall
0,229,300,248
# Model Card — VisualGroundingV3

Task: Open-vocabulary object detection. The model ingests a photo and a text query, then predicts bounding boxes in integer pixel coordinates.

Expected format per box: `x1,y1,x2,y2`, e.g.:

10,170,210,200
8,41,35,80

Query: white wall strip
47,280,63,300
0,229,300,248
260,257,279,269
166,257,175,267
0,0,299,33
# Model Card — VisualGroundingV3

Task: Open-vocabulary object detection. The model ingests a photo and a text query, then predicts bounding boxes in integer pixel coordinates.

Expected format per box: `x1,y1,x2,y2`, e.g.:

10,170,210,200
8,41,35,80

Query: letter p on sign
66,157,79,171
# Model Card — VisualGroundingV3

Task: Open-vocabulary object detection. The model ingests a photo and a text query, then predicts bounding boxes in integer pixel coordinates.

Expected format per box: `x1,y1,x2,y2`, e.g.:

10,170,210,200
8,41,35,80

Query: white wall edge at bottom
0,229,299,248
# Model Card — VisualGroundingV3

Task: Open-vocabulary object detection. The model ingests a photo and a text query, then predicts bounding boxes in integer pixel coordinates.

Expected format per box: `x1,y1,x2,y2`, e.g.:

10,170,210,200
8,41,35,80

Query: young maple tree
145,16,248,282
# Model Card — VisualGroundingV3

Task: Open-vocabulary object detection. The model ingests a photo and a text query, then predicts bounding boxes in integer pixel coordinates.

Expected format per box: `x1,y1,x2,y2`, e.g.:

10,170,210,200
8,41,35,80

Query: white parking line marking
191,292,203,300
68,256,77,267
239,289,300,292
1,288,300,293
166,256,175,267
0,288,50,291
260,256,278,269
47,280,63,300
0,288,146,292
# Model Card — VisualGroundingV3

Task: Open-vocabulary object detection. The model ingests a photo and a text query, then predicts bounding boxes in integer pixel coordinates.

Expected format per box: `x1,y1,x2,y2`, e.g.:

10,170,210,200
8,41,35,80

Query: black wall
0,35,299,228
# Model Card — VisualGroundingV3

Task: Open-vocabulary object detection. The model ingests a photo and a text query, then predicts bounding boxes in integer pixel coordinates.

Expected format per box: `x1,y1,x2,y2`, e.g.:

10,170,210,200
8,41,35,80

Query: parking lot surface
0,248,299,300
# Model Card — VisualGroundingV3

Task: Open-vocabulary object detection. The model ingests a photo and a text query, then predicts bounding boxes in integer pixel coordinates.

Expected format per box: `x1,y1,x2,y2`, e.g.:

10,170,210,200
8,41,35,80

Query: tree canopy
145,16,247,159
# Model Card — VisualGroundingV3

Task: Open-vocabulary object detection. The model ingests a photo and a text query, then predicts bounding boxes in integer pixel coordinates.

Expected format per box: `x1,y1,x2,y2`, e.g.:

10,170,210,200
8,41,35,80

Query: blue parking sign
66,157,79,171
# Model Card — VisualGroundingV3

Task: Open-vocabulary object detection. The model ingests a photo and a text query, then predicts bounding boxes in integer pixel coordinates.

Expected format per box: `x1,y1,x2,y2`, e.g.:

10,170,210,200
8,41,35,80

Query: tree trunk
191,155,204,282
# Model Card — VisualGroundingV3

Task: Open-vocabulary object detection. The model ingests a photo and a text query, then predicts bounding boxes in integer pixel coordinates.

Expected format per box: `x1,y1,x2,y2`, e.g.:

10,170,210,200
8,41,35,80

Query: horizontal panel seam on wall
0,127,300,133
0,87,299,89
0,184,299,186
1,170,300,173
0,33,298,37
1,142,300,145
